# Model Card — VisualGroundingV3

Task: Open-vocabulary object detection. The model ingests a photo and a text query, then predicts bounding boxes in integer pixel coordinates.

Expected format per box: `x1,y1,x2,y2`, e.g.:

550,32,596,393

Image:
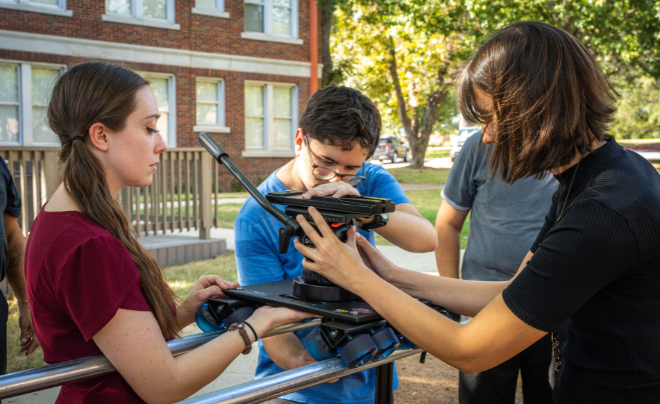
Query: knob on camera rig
198,132,395,302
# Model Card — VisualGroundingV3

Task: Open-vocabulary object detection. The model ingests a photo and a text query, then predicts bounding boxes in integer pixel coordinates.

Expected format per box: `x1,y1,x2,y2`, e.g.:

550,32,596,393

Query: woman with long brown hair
25,61,311,404
293,22,660,403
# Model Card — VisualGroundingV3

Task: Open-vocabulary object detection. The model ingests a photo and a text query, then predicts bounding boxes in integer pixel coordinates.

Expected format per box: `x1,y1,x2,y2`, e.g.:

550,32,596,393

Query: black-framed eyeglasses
304,136,366,186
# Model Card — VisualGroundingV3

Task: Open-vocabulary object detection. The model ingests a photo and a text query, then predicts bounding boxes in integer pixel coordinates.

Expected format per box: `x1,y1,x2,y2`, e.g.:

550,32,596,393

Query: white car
450,127,481,162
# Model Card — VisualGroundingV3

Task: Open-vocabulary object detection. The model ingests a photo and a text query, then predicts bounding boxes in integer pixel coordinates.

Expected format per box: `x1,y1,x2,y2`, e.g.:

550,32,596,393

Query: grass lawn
6,299,48,372
163,251,238,297
424,149,450,159
386,167,450,185
214,203,244,229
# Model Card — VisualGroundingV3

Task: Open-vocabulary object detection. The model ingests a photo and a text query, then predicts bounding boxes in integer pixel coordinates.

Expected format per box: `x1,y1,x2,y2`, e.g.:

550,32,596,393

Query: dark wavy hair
300,85,381,158
457,21,618,183
48,62,180,339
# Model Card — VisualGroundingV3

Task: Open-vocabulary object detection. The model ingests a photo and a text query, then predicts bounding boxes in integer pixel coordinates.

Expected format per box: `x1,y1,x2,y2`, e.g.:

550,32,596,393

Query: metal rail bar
176,348,423,404
0,320,321,400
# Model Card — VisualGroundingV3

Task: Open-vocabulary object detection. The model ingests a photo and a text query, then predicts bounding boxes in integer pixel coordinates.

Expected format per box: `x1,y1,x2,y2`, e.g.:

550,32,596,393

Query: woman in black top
292,22,660,403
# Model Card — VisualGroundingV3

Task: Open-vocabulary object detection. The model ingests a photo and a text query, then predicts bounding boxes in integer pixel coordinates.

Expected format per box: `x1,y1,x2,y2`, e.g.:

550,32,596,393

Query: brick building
0,0,321,189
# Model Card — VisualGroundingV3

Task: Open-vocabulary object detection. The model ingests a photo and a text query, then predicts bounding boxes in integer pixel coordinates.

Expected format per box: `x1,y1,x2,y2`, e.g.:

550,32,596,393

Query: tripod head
198,132,394,301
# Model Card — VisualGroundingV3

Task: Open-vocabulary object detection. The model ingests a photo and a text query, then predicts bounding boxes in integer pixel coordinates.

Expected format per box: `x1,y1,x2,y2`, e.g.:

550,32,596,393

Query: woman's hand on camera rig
176,275,240,329
293,206,390,293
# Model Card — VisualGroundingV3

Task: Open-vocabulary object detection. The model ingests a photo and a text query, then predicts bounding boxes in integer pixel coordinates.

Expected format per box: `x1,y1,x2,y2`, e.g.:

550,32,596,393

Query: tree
333,0,466,168
610,74,660,139
330,0,660,165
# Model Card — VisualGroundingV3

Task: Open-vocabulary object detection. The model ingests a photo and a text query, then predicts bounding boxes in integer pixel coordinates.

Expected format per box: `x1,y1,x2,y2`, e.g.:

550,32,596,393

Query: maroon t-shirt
26,209,152,403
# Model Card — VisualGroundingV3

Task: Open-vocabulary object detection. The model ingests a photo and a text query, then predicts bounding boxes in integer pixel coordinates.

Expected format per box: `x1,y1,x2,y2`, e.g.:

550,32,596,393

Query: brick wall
0,0,322,189
0,0,320,62
0,49,319,190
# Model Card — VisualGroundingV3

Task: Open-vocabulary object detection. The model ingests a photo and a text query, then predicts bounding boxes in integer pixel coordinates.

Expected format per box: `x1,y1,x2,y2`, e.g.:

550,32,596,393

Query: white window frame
242,81,297,158
0,60,64,147
0,0,72,16
193,78,230,134
241,0,302,45
192,0,229,18
141,72,177,148
102,0,180,30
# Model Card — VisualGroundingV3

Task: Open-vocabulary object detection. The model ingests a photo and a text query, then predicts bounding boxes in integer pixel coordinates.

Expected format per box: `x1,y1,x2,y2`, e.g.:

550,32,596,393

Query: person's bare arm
94,306,312,404
293,210,546,373
434,201,470,278
262,333,316,370
302,182,437,253
374,203,437,252
4,213,39,355
350,276,545,374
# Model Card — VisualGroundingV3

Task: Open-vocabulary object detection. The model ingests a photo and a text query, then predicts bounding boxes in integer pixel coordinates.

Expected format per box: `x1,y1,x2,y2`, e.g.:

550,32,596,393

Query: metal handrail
0,319,321,400
176,348,423,404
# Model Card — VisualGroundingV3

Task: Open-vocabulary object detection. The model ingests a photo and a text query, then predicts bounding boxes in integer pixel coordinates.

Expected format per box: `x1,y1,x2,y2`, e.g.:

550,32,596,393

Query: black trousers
0,289,6,376
0,290,7,404
459,334,554,404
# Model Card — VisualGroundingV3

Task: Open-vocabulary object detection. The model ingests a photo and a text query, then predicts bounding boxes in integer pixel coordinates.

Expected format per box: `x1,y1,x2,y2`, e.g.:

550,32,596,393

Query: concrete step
139,234,227,268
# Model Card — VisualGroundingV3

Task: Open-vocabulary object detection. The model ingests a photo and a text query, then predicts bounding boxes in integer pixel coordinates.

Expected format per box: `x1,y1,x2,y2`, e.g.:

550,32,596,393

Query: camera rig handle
198,132,302,252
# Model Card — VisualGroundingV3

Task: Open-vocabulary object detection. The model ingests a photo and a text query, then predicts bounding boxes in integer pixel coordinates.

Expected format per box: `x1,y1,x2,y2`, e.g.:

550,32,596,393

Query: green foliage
333,0,464,137
331,0,660,141
611,75,660,139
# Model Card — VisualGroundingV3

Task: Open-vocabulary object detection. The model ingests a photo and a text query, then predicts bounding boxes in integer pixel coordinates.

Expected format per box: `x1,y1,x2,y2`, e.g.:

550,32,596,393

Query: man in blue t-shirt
435,131,557,404
235,85,437,404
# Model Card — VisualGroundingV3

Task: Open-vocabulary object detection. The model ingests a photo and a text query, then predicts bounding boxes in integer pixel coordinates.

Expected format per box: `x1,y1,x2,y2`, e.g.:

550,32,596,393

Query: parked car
450,127,481,162
372,136,410,163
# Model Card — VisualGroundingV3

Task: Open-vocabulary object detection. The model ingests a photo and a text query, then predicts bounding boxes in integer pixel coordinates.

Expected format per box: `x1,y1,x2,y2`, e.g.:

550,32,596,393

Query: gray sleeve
441,133,481,211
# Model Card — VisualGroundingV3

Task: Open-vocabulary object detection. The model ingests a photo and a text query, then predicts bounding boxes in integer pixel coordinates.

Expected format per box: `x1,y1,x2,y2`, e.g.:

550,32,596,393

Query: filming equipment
195,132,450,370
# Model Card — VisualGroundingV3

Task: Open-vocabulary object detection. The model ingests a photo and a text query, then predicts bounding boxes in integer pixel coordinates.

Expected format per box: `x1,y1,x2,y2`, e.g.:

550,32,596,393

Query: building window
0,64,20,144
144,74,177,147
0,0,72,16
244,82,297,156
104,0,179,29
0,62,62,146
31,67,61,144
243,0,301,44
192,0,229,18
194,79,230,133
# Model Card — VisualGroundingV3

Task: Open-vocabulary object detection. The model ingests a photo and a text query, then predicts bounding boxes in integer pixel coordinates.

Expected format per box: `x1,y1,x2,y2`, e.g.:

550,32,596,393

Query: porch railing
0,147,231,240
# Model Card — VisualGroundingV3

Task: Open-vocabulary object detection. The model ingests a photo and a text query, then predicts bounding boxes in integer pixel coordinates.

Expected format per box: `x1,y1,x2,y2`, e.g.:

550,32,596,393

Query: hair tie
71,136,84,142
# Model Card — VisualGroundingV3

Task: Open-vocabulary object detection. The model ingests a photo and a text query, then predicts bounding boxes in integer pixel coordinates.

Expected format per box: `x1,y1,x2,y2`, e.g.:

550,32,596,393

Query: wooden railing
1,147,226,239
0,148,59,236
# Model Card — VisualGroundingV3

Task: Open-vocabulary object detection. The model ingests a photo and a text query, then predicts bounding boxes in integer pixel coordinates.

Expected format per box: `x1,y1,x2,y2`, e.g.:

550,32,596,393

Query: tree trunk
409,90,447,168
320,0,335,86
388,47,452,169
